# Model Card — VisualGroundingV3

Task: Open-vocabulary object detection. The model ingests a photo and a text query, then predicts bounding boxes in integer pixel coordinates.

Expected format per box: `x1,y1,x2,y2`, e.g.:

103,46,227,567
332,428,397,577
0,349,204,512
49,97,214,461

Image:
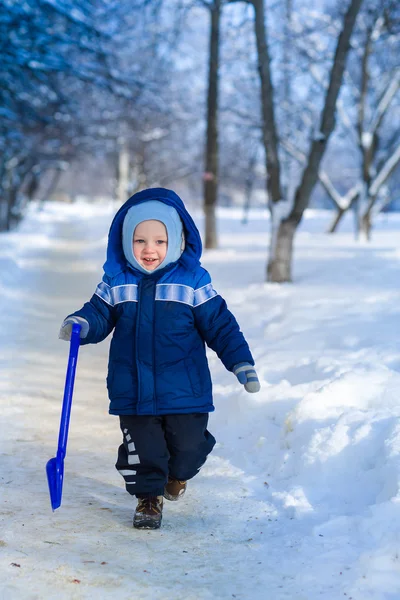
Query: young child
59,187,260,529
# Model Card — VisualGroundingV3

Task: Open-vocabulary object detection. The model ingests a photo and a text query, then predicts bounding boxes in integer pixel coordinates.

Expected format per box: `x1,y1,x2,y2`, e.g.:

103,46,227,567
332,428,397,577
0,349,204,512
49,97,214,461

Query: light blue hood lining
122,200,184,274
103,188,202,278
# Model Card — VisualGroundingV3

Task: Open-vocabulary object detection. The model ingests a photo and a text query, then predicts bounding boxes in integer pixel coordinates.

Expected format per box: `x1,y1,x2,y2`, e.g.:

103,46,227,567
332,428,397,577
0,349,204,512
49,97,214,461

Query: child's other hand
59,317,89,341
233,362,260,393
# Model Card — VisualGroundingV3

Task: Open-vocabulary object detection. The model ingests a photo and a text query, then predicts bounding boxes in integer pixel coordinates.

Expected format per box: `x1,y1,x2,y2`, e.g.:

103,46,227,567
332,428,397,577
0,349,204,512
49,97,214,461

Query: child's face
133,220,168,270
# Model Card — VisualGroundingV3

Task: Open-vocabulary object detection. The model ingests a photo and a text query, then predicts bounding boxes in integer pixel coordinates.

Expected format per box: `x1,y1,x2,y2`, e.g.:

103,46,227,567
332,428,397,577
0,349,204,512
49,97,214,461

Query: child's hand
59,317,89,341
233,362,260,393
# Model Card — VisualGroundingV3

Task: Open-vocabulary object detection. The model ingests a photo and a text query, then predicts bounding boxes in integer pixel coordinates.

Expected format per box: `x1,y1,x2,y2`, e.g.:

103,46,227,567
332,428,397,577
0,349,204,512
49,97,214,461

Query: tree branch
289,0,364,224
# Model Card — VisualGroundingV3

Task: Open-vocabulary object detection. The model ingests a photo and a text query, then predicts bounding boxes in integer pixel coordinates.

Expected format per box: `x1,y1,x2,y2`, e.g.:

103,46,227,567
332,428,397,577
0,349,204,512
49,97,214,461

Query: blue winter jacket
70,188,254,416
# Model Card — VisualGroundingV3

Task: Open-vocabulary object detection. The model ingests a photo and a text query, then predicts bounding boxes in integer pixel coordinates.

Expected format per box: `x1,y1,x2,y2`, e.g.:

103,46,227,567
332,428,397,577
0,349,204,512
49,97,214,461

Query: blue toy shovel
46,323,81,511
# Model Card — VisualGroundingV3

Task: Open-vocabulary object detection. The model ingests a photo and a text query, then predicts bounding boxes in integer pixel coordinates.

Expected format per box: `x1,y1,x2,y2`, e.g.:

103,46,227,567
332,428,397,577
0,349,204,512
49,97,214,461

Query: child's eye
156,240,167,245
134,239,145,244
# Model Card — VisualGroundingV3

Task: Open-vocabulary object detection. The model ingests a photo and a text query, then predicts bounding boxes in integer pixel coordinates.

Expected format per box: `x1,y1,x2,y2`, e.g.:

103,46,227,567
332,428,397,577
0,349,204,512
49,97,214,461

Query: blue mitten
59,316,89,341
233,362,260,393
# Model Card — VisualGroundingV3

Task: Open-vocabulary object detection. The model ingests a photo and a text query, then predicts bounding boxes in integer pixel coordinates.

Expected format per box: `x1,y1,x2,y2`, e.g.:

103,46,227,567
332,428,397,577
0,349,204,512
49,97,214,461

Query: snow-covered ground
1,201,400,600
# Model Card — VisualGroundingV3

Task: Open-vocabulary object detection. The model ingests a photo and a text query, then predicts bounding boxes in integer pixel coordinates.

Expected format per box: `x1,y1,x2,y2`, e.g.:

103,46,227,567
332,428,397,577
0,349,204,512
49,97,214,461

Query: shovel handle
57,323,81,458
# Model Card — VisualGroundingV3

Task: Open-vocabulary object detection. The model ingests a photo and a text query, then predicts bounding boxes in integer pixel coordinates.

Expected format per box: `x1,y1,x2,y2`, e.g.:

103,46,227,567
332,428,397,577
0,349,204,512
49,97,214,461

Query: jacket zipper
135,279,142,411
152,280,157,414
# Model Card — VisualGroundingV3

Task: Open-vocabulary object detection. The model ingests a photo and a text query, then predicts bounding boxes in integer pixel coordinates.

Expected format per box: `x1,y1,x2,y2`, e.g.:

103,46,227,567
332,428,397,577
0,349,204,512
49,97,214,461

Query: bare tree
202,0,222,248
310,11,400,237
202,0,257,247
250,0,364,282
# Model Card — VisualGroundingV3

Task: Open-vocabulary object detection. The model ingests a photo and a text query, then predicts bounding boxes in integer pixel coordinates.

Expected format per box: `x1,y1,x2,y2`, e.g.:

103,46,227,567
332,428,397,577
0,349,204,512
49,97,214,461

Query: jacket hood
103,188,202,277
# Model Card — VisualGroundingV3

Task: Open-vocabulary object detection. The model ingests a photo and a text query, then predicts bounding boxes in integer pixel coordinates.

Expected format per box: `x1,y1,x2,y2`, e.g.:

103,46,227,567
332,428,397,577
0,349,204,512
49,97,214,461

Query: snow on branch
369,69,400,137
282,139,359,211
370,144,400,196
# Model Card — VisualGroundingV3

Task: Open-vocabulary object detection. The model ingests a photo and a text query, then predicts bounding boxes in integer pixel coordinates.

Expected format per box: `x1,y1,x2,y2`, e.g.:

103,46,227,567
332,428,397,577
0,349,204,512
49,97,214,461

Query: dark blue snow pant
115,414,216,498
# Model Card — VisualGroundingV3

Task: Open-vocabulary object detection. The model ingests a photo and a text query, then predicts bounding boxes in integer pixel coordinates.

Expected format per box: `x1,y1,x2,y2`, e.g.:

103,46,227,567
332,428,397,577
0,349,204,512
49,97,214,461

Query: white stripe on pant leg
128,454,140,465
125,481,137,485
127,442,135,452
118,469,137,477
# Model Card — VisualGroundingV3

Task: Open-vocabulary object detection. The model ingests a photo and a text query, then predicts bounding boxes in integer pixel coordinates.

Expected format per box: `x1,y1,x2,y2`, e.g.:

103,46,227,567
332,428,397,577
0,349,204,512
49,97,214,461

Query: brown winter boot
133,496,163,529
164,477,187,501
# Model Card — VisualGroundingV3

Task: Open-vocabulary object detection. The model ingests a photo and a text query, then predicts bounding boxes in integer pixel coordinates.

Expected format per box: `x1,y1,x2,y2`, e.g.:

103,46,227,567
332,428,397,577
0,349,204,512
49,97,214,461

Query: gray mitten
59,316,89,341
233,362,261,393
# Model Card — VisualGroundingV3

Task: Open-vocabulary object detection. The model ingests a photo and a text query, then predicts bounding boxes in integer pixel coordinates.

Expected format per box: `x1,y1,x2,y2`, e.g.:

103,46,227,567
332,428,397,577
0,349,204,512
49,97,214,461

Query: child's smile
133,220,168,271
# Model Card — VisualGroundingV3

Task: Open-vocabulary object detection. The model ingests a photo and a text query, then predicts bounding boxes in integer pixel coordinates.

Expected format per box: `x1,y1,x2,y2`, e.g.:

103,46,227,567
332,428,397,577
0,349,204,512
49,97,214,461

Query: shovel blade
46,456,64,511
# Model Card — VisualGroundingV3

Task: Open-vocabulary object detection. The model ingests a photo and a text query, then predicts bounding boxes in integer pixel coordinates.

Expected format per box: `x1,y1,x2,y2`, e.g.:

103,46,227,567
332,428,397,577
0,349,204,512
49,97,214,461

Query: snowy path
1,204,400,599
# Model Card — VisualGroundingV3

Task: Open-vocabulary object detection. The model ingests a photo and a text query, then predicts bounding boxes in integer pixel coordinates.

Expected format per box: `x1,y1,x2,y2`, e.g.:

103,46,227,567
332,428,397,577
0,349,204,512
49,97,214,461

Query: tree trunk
252,0,282,205
360,211,371,240
203,0,221,249
25,170,40,200
1,165,19,231
0,198,8,232
117,138,130,204
39,168,63,210
289,0,364,226
273,0,363,281
242,149,257,224
328,206,346,233
5,187,17,231
267,218,297,282
358,144,400,236
204,204,218,250
327,192,359,233
250,0,363,281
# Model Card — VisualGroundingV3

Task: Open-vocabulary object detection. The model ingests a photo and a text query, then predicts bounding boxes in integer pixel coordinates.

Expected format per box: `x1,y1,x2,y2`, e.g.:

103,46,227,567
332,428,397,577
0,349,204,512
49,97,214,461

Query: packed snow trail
1,203,400,600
